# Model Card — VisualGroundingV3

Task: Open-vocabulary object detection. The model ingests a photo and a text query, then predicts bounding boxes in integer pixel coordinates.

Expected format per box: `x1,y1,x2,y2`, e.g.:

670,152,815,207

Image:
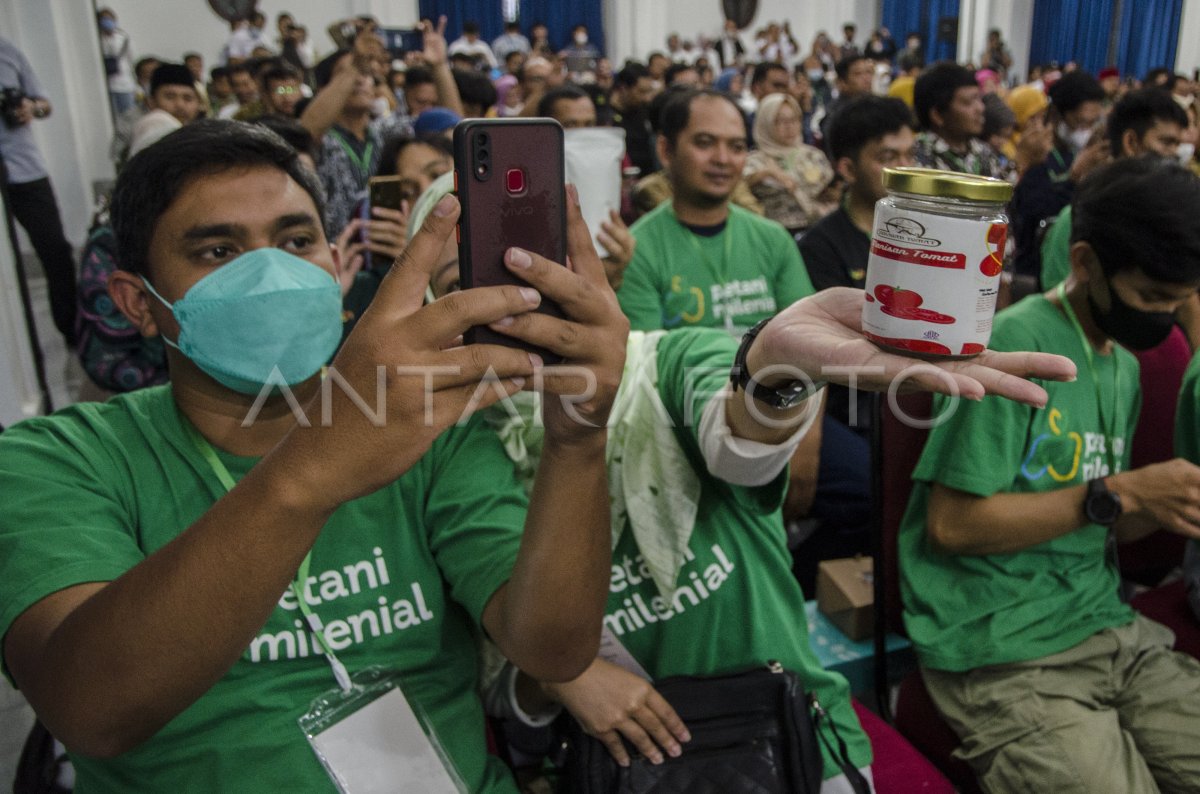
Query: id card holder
299,666,465,794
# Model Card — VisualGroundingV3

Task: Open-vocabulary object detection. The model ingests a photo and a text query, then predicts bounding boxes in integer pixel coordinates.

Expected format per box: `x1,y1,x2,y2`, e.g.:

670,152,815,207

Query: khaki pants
922,615,1200,794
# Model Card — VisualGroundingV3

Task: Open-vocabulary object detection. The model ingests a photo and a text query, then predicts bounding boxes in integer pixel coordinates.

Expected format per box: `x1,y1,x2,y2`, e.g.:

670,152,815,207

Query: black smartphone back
454,118,567,361
368,175,404,213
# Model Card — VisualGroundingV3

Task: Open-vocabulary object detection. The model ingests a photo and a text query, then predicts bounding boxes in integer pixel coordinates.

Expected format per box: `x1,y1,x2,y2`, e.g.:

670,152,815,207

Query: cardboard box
816,556,875,642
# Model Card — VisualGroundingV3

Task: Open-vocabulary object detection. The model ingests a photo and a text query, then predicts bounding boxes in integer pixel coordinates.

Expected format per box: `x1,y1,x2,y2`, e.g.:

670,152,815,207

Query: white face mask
574,33,588,45
1058,122,1092,152
370,96,389,118
807,69,824,82
1178,142,1197,164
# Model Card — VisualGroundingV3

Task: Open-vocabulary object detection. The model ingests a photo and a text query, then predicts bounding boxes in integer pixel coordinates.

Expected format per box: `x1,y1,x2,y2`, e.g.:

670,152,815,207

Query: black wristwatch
1084,477,1122,526
731,317,826,410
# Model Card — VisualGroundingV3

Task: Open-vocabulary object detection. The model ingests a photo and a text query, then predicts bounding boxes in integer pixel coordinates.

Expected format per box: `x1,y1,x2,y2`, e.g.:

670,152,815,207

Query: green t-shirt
601,329,871,778
0,386,526,793
1175,352,1200,574
899,294,1138,672
617,202,815,333
1039,205,1072,291
1176,351,1200,463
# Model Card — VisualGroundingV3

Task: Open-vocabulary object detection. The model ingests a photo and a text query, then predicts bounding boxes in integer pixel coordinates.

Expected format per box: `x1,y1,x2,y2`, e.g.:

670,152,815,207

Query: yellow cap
883,167,1013,203
1006,84,1049,128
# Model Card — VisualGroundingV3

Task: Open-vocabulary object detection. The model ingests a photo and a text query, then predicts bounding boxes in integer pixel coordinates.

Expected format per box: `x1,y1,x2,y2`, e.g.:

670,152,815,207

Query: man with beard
617,88,813,335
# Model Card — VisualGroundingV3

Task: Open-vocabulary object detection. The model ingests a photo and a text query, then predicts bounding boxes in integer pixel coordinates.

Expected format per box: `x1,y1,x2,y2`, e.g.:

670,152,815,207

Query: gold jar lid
883,166,1013,203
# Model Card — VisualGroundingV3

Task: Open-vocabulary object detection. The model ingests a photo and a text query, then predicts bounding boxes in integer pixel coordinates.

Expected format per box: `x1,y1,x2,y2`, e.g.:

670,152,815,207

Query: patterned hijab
752,93,805,163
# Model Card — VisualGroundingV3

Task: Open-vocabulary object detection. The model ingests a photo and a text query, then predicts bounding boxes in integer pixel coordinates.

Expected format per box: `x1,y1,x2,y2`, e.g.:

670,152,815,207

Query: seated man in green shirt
617,88,816,337
0,119,628,793
901,157,1200,792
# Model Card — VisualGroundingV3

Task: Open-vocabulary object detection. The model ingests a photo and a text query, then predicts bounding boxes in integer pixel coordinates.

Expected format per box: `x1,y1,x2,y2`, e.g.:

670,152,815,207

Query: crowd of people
1,5,1200,793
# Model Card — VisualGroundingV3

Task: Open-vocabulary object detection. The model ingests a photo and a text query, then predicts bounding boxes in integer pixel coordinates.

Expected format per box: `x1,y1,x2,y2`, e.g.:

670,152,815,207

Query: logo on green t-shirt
1020,407,1125,484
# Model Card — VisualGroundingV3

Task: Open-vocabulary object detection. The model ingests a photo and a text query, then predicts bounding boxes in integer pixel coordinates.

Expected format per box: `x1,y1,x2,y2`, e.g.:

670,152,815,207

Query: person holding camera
0,35,77,346
97,8,136,116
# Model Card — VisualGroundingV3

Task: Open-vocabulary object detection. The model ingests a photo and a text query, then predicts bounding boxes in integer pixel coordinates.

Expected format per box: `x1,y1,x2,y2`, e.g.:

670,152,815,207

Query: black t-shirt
798,205,872,434
1010,145,1074,279
614,106,656,176
798,205,870,291
586,85,613,127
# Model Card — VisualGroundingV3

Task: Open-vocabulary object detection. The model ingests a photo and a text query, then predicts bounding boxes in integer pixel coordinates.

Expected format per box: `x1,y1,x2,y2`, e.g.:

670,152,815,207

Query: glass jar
861,167,1014,358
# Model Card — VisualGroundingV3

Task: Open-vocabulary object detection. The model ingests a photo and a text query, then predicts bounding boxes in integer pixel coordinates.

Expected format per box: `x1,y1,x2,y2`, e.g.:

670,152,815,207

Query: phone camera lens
477,133,488,146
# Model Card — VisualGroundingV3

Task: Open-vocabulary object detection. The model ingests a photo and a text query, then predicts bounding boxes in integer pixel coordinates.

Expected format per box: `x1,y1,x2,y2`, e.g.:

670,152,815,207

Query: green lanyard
943,151,975,175
330,128,375,183
182,420,354,692
1056,283,1121,475
935,141,981,176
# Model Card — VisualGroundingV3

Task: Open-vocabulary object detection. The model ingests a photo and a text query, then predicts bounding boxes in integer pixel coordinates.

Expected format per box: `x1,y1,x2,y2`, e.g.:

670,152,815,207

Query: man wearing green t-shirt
618,87,878,590
901,158,1200,791
0,120,629,793
617,88,815,337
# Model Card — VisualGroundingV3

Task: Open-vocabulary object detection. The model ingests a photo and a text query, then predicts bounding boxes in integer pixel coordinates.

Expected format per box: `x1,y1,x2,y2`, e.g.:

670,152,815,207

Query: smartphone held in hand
368,175,405,213
453,118,568,363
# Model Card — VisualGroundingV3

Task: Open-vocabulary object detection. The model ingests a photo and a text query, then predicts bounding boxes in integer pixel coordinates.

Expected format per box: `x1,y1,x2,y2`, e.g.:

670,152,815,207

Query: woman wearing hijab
745,93,838,234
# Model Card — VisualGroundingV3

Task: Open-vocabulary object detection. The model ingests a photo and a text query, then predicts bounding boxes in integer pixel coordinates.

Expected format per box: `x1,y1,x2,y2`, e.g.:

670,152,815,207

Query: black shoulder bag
560,663,870,794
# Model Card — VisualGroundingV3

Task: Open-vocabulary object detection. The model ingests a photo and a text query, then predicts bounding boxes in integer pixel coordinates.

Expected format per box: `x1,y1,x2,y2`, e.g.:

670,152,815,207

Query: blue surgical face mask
142,247,343,394
99,17,116,32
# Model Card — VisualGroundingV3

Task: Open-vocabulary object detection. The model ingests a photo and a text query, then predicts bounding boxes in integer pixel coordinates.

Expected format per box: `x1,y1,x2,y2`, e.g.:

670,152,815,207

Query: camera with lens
1,87,28,127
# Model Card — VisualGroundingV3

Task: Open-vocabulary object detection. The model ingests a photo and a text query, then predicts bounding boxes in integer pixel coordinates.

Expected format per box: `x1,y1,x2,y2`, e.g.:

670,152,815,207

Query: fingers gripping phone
453,118,567,363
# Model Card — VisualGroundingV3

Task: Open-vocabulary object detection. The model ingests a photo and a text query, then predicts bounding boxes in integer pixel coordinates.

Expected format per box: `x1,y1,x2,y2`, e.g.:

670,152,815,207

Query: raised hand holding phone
454,118,569,362
484,183,629,439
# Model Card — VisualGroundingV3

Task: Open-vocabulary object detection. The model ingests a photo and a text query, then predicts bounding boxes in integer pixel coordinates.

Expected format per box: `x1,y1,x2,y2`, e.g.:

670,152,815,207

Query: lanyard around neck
182,420,354,692
939,144,979,176
1056,283,1121,474
331,128,374,182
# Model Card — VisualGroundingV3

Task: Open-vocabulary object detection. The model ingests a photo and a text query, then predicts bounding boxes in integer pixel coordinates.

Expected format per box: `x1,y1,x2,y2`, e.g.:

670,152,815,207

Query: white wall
103,0,422,70
0,203,43,426
604,0,879,67
1178,0,1200,74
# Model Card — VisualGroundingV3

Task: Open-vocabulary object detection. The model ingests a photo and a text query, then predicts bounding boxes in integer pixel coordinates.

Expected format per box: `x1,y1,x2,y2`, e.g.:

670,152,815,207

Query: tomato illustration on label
960,342,986,355
875,284,955,323
980,223,1007,276
987,223,1007,247
882,306,957,323
874,284,922,309
864,331,953,356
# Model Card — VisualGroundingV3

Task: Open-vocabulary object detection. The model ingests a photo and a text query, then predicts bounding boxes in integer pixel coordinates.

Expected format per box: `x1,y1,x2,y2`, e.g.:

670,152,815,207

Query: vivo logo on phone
500,205,535,217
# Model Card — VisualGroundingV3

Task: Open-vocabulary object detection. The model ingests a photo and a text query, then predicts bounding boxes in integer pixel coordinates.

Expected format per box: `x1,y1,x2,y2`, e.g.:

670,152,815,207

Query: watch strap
1084,477,1122,526
731,317,825,409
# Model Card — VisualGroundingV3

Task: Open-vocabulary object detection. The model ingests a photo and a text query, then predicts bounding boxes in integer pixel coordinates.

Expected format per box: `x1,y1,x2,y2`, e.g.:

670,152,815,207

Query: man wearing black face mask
899,157,1200,792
